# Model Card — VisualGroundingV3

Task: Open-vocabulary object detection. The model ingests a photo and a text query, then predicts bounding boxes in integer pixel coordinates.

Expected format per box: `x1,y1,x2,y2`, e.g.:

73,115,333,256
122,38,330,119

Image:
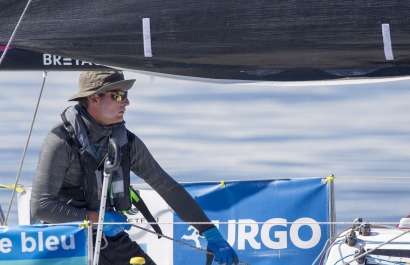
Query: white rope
0,0,34,67
335,176,410,179
4,71,47,225
15,220,405,226
128,221,404,225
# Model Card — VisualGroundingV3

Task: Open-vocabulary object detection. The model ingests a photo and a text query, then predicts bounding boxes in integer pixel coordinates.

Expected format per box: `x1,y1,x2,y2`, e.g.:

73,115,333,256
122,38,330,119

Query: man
31,71,238,265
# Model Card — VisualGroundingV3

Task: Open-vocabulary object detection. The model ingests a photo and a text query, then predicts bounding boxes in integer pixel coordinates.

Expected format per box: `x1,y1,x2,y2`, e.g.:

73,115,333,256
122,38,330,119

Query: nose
122,97,130,106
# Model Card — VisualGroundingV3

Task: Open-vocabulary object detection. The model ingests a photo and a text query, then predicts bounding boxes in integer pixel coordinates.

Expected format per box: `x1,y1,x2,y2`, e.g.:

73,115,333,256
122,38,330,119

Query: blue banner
0,224,88,265
174,178,332,265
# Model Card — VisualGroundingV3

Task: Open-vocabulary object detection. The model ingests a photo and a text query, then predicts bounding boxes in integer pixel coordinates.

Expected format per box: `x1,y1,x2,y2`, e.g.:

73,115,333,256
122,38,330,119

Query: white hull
323,218,410,265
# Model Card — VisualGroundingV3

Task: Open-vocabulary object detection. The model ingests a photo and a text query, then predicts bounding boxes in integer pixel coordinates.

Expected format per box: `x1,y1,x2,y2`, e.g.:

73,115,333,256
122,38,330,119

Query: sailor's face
97,89,130,125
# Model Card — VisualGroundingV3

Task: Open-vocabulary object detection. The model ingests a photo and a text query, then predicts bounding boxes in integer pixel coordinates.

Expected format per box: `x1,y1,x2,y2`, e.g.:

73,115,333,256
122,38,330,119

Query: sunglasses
109,91,128,102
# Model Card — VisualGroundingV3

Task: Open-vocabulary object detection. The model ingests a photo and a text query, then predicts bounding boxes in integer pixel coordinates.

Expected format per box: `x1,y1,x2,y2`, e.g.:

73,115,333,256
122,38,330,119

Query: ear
88,94,100,106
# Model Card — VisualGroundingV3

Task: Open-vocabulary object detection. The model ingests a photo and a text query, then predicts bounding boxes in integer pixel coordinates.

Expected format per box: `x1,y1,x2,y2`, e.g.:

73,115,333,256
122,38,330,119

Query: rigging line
126,221,405,225
4,71,48,225
335,176,410,179
28,221,406,226
130,223,251,265
344,228,410,265
0,0,34,67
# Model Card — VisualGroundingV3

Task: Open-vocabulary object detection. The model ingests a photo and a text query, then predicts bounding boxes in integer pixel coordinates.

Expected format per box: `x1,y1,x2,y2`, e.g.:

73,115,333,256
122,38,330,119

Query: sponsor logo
181,217,321,250
43,54,98,66
181,226,201,248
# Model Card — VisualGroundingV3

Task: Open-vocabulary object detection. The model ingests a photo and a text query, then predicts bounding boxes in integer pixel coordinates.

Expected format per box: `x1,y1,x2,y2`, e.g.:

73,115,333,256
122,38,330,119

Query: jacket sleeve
30,128,88,223
129,133,215,233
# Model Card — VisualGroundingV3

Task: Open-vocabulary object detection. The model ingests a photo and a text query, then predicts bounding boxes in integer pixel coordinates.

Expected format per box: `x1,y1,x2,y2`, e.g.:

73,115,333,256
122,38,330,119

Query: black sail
1,0,410,81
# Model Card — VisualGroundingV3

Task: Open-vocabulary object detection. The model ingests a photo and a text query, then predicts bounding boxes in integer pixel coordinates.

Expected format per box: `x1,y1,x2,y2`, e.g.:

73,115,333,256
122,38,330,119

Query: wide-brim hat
68,70,136,101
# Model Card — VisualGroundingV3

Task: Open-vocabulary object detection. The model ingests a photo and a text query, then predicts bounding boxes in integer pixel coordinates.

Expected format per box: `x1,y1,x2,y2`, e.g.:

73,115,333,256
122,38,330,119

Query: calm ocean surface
0,71,409,232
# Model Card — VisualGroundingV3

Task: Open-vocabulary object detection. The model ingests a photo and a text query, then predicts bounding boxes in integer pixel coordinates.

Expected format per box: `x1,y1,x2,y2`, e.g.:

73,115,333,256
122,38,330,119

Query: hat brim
68,79,136,101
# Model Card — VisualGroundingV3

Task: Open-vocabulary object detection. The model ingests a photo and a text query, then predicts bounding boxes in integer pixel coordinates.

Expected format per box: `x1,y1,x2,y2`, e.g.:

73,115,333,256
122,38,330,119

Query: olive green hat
68,70,136,101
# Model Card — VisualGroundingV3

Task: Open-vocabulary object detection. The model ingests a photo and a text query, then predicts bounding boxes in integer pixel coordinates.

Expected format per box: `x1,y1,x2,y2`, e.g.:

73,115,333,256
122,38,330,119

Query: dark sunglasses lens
111,91,127,101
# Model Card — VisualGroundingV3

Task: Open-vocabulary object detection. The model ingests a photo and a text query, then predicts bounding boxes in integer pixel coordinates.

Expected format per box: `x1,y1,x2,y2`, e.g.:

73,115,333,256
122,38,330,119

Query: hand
203,227,239,265
102,211,131,237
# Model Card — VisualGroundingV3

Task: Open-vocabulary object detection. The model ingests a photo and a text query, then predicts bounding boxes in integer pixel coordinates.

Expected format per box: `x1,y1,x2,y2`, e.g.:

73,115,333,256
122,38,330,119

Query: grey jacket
30,105,213,233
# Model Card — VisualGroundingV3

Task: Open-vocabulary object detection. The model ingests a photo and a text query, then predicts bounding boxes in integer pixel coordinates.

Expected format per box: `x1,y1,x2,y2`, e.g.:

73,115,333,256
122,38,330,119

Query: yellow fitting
130,257,146,264
79,220,90,228
220,180,225,188
0,184,25,194
322,175,335,184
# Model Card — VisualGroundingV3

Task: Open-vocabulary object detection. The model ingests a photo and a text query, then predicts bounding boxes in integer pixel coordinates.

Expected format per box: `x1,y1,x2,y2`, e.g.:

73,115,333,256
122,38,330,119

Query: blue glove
102,211,131,237
203,227,239,265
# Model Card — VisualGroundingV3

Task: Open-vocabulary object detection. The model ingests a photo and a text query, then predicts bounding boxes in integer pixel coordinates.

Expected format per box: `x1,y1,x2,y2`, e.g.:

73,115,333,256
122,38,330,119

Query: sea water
0,71,409,233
